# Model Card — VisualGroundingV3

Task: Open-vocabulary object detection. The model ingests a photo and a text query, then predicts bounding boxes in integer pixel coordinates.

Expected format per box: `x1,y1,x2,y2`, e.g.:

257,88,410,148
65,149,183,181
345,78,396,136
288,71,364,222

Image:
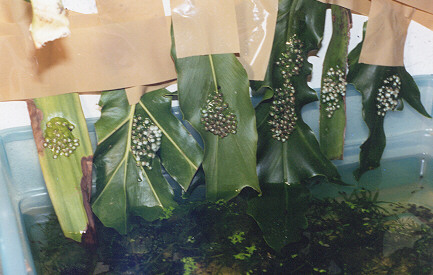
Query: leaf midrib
92,106,135,225
94,104,166,209
139,165,163,207
97,116,130,145
138,101,198,171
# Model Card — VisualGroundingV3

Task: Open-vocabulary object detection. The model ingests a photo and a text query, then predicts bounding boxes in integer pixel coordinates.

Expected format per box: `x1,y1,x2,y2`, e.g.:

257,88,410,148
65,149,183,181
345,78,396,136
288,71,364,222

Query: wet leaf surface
347,23,431,180
252,0,341,185
247,183,311,251
92,89,202,233
172,36,261,201
319,6,351,160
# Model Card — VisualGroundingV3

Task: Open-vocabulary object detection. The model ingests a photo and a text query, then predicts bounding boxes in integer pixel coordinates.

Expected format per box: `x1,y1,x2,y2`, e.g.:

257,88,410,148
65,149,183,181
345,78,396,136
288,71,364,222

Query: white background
1,8,433,131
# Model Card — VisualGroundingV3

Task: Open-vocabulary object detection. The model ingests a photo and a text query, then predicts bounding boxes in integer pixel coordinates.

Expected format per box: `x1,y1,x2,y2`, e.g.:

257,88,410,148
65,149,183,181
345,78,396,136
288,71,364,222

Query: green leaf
93,89,201,234
347,23,431,180
252,0,341,185
247,183,311,251
172,40,261,201
30,93,93,242
319,6,351,160
137,89,203,191
256,102,340,183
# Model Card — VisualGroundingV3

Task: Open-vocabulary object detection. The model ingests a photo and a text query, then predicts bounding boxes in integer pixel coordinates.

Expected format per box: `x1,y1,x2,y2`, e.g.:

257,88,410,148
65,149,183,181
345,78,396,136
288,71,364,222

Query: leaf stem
92,105,135,205
208,55,219,93
282,142,289,183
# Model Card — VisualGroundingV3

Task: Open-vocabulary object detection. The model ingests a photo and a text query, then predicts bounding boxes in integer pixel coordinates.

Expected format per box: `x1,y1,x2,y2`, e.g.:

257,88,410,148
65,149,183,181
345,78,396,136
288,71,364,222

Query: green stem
282,142,289,183
208,55,219,93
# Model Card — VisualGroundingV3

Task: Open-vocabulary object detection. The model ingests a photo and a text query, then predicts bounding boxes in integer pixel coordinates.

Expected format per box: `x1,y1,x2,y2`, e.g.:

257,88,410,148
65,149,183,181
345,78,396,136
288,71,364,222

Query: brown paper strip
413,9,433,30
0,0,176,102
394,0,433,15
235,0,278,81
316,0,433,30
359,0,414,66
316,0,371,15
125,79,177,105
317,0,433,67
171,0,240,58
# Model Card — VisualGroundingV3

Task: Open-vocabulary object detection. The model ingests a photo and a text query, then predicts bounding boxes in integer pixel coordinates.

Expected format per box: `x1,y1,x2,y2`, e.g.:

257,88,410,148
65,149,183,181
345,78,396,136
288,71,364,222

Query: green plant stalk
319,6,351,160
28,93,93,242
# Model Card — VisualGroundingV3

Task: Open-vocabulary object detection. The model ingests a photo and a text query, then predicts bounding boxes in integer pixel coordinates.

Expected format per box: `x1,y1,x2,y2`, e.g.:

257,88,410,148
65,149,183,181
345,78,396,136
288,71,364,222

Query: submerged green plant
33,194,433,274
43,117,80,159
159,206,175,221
233,245,256,260
181,257,197,275
228,231,245,245
30,215,95,274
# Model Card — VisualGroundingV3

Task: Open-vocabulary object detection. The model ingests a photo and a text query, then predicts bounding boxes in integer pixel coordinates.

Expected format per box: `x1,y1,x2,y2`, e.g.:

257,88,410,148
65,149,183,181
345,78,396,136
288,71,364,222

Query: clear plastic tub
0,76,432,274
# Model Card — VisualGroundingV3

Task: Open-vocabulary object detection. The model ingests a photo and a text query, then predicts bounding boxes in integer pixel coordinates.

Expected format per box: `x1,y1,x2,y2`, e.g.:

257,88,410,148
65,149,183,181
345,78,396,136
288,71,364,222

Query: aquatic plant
181,257,197,275
159,206,175,221
34,194,433,274
233,245,256,260
228,231,245,245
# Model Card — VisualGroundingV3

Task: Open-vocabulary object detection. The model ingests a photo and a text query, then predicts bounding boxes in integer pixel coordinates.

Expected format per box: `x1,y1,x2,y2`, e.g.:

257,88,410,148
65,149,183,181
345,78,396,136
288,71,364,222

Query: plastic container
0,76,432,274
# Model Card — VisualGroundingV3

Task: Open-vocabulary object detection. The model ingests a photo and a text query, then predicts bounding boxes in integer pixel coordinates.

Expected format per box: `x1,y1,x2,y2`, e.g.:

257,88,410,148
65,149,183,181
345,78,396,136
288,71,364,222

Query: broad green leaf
29,93,92,242
172,39,261,201
319,6,351,160
252,0,341,185
256,103,340,184
247,183,311,251
92,89,201,234
347,23,431,180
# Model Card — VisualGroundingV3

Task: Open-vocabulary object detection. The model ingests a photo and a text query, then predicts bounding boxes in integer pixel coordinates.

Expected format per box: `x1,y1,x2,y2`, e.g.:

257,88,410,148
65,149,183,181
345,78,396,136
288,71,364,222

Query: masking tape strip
0,0,176,102
359,0,414,66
